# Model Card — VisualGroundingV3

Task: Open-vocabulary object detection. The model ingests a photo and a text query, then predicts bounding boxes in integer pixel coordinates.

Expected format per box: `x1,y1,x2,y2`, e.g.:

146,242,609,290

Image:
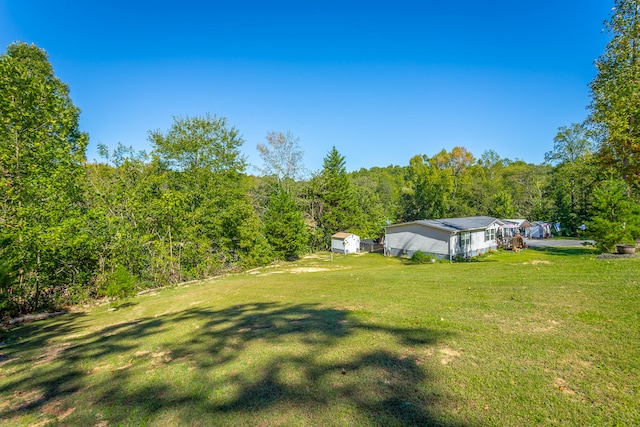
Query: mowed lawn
1,248,639,426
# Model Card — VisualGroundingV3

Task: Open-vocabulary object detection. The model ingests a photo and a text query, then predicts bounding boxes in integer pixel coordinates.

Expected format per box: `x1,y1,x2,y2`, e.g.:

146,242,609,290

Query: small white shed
331,232,360,254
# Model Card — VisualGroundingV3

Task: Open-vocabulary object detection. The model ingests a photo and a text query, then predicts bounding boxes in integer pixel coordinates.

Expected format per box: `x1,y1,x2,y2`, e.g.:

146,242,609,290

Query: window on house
485,228,495,242
460,232,471,248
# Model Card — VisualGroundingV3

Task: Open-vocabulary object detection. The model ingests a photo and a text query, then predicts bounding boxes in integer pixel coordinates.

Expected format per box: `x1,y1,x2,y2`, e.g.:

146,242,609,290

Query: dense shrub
410,251,436,264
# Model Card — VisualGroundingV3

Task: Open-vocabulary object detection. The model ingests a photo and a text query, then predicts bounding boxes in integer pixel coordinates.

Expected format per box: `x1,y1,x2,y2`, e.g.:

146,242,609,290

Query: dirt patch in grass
257,271,285,277
42,398,75,421
439,347,461,365
5,388,44,414
151,350,173,365
289,267,330,273
523,260,551,265
530,319,561,333
35,343,72,365
554,377,576,395
88,364,110,374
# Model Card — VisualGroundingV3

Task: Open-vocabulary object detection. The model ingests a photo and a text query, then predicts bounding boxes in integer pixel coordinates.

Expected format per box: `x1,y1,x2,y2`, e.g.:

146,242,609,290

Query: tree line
2,1,640,318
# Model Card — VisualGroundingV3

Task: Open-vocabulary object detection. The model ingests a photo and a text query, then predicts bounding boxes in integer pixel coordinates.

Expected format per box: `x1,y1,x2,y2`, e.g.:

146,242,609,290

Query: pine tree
317,147,363,246
264,188,308,259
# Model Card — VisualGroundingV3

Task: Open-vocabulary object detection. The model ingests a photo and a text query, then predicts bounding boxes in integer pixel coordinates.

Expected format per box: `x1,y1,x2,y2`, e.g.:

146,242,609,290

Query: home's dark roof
387,216,503,233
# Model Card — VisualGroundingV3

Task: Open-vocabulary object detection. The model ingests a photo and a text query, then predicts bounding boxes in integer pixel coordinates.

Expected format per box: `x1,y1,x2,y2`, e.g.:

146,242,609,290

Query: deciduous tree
589,0,640,187
0,42,90,315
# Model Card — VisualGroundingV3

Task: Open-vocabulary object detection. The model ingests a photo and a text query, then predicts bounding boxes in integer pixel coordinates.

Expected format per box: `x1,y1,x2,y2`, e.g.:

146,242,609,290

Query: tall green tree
149,114,271,272
502,161,553,221
263,187,308,259
544,123,598,232
0,42,90,315
256,131,309,257
589,0,640,188
350,165,405,231
401,153,453,221
401,147,475,221
313,147,363,248
350,174,387,238
86,144,163,287
587,177,640,251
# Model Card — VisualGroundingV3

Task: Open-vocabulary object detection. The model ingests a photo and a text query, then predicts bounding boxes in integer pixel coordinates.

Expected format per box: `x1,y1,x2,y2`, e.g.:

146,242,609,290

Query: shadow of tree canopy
1,303,469,426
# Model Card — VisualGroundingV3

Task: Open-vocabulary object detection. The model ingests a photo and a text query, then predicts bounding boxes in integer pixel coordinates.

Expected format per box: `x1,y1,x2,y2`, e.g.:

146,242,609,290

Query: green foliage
86,115,272,294
544,123,598,232
489,190,515,218
7,22,634,319
410,250,436,264
149,113,245,173
310,147,364,248
0,42,92,316
349,174,387,238
104,265,138,300
586,177,640,252
0,253,12,318
589,0,640,188
264,188,308,260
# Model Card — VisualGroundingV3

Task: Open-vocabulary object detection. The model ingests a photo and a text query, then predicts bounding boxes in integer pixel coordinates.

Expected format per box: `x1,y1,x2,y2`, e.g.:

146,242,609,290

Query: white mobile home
384,216,503,260
529,222,552,239
331,232,360,254
501,219,532,236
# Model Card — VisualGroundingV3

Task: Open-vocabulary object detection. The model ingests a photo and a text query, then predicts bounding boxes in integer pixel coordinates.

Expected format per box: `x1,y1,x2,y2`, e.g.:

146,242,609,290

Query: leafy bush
410,251,436,264
586,178,640,252
104,265,138,300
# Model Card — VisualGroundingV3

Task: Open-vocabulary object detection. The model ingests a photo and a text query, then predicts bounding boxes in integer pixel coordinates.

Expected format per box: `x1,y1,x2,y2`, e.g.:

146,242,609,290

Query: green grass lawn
1,248,639,426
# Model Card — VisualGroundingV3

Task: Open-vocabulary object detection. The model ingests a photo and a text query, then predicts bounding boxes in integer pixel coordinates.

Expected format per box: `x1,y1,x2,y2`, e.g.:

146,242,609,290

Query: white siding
385,223,452,257
331,235,360,254
386,223,498,258
455,228,497,257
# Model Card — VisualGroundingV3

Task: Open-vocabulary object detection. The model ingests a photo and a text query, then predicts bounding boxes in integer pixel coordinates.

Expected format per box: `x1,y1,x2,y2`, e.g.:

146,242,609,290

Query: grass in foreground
0,248,639,426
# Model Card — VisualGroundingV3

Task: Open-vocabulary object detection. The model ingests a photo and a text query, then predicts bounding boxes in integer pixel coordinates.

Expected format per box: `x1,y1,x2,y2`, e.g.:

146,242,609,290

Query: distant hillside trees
399,147,550,223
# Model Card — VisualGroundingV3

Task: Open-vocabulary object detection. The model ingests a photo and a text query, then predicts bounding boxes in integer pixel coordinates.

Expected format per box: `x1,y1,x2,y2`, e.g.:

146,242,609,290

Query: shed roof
386,216,503,233
332,232,357,239
503,219,533,228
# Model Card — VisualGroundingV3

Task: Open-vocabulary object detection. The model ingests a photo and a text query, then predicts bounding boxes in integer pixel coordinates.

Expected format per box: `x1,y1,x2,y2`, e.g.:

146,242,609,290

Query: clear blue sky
1,1,612,173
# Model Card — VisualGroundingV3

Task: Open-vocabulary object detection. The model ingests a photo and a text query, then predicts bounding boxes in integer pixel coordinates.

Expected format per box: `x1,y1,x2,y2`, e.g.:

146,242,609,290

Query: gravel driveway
524,238,594,248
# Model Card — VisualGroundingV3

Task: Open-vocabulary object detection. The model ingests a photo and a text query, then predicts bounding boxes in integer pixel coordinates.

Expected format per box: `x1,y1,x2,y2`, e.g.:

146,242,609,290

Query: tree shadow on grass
0,303,470,426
